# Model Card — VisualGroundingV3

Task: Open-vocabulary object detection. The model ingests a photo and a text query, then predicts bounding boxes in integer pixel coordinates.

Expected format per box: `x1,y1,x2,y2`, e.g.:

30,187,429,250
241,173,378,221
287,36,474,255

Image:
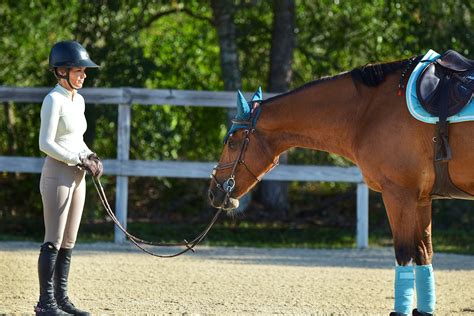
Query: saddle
416,50,474,161
415,50,474,199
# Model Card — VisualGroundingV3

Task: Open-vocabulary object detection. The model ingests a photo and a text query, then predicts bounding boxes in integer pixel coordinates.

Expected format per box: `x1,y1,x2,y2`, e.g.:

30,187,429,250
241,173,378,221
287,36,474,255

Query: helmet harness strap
53,68,79,91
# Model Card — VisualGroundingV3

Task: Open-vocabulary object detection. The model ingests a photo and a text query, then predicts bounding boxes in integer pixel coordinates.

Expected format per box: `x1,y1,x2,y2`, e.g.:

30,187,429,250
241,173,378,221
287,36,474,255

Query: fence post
356,182,369,248
115,103,131,243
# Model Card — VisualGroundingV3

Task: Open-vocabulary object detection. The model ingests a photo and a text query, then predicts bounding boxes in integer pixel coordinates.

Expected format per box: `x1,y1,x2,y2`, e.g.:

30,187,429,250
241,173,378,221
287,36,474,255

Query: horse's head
208,88,279,211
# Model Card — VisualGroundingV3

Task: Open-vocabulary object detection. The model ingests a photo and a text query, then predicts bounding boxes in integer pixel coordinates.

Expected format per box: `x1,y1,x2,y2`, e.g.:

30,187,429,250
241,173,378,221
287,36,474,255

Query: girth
415,50,474,199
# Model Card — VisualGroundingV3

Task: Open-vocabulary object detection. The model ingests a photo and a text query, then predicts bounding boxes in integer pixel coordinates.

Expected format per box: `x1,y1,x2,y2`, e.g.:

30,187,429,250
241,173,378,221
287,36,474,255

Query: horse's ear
236,90,251,119
251,86,263,101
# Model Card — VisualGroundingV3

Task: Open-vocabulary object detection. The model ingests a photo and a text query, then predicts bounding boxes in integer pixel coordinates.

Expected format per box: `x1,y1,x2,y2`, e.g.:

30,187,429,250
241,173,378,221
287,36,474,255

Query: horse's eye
228,139,235,149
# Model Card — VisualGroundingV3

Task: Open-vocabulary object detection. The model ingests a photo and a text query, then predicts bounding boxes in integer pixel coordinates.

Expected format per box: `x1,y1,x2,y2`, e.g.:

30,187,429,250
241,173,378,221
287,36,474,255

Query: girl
35,41,102,316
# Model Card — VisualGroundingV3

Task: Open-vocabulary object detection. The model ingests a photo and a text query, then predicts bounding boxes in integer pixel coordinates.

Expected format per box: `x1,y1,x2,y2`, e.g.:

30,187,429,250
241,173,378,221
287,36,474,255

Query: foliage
0,1,473,243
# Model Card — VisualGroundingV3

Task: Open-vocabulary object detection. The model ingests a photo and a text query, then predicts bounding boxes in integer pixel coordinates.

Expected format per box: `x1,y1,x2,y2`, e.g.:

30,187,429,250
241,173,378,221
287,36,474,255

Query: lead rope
91,176,222,258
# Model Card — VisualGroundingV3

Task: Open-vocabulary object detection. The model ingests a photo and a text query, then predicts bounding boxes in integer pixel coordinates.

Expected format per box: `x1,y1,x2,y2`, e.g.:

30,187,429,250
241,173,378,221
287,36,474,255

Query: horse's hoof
412,309,433,316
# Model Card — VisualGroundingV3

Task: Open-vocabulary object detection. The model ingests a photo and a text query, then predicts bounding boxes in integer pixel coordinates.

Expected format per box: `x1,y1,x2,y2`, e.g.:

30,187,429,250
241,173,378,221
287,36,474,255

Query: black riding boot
34,242,69,315
54,248,90,316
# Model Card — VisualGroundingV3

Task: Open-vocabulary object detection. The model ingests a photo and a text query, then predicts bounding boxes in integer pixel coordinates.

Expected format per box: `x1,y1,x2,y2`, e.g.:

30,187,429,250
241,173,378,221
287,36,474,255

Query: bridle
92,176,221,258
210,101,279,208
90,101,275,256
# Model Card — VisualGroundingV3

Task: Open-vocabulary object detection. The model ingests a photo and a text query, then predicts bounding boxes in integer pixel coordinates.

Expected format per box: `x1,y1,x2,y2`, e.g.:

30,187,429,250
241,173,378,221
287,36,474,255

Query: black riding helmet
49,41,99,89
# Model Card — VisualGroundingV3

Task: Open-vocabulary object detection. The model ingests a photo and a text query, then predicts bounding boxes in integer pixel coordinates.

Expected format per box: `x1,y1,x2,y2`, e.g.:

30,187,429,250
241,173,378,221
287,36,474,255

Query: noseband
210,103,279,206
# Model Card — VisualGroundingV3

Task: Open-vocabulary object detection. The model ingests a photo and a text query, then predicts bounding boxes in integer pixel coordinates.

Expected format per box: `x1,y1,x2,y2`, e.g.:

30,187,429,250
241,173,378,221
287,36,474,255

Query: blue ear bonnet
224,87,263,143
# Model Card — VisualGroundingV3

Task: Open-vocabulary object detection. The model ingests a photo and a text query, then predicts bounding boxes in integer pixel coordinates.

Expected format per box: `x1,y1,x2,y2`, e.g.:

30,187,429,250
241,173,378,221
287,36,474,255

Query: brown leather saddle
416,50,474,199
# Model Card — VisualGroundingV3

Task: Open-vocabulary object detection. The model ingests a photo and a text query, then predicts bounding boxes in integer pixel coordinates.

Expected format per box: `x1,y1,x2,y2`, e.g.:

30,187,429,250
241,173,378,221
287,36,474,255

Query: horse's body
208,57,473,314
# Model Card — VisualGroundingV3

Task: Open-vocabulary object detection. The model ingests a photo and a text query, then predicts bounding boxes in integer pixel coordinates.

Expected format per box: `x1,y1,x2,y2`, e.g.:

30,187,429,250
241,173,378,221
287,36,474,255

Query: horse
208,54,474,315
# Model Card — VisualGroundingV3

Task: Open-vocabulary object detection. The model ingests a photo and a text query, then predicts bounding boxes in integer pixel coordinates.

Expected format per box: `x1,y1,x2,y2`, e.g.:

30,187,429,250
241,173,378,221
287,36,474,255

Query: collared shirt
39,84,93,165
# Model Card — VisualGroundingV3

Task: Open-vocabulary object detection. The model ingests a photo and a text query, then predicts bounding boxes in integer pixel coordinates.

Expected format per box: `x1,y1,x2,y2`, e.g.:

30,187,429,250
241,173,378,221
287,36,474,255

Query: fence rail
0,86,369,248
0,86,271,107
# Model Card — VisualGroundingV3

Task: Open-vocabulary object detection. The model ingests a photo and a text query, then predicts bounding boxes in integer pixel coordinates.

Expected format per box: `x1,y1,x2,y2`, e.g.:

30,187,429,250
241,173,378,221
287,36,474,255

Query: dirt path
1,241,473,315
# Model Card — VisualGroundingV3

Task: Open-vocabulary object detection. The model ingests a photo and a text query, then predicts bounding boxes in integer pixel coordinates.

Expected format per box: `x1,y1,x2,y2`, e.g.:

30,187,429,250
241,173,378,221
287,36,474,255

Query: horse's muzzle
208,188,239,210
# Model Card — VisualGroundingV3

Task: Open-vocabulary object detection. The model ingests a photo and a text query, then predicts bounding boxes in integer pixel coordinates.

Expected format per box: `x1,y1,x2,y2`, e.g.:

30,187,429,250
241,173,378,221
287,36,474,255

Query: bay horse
208,55,474,315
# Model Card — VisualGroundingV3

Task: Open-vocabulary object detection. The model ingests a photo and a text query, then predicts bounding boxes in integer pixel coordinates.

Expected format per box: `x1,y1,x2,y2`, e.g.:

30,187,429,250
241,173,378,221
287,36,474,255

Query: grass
368,230,474,255
2,221,472,255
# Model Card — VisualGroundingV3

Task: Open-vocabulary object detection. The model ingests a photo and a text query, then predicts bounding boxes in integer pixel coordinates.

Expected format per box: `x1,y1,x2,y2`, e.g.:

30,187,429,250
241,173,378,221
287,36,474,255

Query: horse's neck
259,75,361,161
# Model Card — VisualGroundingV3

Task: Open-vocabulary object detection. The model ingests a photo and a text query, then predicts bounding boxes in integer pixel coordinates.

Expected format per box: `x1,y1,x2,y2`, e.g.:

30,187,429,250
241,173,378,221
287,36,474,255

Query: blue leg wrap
394,265,415,314
415,264,436,314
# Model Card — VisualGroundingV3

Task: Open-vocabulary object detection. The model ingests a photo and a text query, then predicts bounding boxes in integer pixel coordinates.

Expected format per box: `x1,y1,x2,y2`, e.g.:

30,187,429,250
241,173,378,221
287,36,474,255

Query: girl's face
68,67,87,89
58,67,87,90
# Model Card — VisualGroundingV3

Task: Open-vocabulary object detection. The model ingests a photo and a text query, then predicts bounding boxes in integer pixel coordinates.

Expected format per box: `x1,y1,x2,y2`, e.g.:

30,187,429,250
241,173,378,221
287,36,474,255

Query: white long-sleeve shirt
39,84,93,165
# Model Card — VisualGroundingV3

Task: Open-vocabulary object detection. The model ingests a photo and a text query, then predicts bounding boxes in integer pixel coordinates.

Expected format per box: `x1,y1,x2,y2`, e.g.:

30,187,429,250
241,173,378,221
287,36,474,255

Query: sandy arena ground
1,241,473,315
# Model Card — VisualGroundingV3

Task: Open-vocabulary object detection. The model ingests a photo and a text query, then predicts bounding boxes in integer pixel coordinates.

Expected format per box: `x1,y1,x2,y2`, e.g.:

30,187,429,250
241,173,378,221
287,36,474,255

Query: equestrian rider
35,41,103,316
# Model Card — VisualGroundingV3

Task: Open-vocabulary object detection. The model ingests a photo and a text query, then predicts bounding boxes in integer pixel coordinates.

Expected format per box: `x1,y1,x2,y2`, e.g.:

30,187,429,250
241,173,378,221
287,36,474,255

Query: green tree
0,0,473,232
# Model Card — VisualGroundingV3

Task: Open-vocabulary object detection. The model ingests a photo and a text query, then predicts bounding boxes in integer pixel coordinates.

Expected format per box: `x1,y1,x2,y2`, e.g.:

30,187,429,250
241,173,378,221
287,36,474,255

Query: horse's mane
263,72,348,103
350,56,421,87
264,56,422,103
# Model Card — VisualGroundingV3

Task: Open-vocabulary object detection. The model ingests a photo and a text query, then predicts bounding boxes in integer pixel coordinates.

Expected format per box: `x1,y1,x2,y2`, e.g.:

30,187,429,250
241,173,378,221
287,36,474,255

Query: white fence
0,86,369,248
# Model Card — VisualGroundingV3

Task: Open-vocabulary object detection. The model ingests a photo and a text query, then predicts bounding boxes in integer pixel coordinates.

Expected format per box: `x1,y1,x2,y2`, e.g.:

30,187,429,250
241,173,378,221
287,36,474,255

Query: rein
210,102,279,207
91,176,221,258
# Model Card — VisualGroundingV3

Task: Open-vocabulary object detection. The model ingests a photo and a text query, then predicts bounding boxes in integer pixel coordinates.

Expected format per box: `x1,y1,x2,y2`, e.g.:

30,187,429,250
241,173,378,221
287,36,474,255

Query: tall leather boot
34,242,69,315
54,248,90,316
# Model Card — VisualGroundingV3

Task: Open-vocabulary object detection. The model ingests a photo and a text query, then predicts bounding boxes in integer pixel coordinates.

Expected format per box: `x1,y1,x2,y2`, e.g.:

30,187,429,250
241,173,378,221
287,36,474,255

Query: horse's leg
382,187,417,315
414,198,435,315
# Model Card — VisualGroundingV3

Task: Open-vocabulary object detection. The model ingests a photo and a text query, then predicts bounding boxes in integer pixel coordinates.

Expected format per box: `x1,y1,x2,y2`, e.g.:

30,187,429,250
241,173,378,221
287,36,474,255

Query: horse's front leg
383,188,436,316
382,187,418,316
413,198,435,316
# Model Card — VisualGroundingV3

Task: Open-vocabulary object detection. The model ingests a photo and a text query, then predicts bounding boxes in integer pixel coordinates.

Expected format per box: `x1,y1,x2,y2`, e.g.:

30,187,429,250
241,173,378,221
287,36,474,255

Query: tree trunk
211,0,241,92
211,0,251,212
259,0,295,219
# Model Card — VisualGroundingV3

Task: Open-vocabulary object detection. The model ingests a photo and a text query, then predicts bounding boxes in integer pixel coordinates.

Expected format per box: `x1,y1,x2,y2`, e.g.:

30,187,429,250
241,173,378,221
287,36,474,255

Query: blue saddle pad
406,49,474,124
